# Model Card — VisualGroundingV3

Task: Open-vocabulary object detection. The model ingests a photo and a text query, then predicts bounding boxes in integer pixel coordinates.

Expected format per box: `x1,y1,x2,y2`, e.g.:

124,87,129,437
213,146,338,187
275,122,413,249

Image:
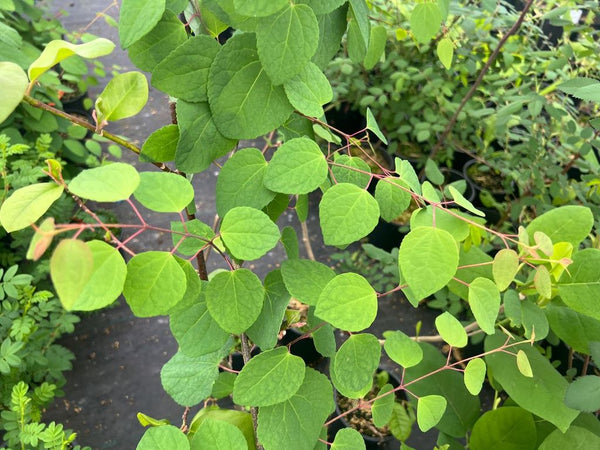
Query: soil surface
40,2,441,448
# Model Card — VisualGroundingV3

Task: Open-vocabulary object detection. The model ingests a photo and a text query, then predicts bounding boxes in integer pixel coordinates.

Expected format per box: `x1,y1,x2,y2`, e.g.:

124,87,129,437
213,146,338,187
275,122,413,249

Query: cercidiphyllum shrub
1,0,600,448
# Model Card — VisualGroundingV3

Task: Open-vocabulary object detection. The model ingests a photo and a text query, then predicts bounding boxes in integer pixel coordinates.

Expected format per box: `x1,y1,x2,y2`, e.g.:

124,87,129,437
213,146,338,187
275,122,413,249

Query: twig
300,220,315,261
429,0,536,160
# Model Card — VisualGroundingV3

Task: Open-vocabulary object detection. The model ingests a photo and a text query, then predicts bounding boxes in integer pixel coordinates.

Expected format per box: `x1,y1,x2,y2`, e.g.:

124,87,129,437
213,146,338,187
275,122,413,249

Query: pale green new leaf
233,347,305,407
417,395,447,432
28,38,115,82
119,0,166,48
220,207,280,261
68,163,140,202
152,35,220,102
133,171,194,212
398,227,459,299
516,350,533,378
468,277,500,335
534,265,552,298
137,425,189,450
410,3,442,43
448,185,483,217
283,62,333,118
492,249,519,291
140,124,178,163
366,107,388,144
205,269,264,334
436,38,453,69
331,155,371,189
315,273,377,331
256,4,319,85
435,312,467,348
0,62,27,123
319,183,380,246
123,251,187,317
372,384,395,428
95,72,148,123
463,358,486,395
331,428,365,450
0,183,63,232
383,330,423,368
264,137,328,194
50,239,93,311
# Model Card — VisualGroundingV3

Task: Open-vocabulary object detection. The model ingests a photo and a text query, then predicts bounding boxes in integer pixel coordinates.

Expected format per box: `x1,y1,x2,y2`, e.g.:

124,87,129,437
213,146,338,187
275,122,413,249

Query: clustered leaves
1,0,600,449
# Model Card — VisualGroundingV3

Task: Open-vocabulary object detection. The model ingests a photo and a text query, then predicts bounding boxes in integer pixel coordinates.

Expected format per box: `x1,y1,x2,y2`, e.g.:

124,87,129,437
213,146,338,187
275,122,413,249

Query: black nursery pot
328,369,402,450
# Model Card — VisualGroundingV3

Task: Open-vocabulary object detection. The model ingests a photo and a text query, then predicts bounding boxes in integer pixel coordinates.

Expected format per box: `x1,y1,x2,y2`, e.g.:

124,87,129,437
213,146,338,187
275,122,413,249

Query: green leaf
216,148,275,216
0,62,27,123
161,342,230,406
140,124,178,163
395,158,421,195
540,426,600,450
374,177,411,222
319,183,380,246
312,5,348,68
398,227,459,300
436,38,453,69
410,207,470,242
211,372,236,400
169,289,230,358
175,100,237,174
332,333,381,396
281,226,300,260
372,384,395,428
137,425,189,450
435,312,467,348
26,217,55,261
257,368,334,450
68,163,140,202
220,207,280,261
347,15,366,65
558,77,600,103
171,219,215,256
558,249,600,321
283,62,333,118
281,259,335,306
297,0,347,15
0,183,63,232
383,330,423,368
463,358,486,395
315,273,377,332
534,265,552,299
308,307,336,358
363,25,387,70
65,240,127,311
95,72,148,123
389,403,413,442
264,138,328,194
545,304,600,354
123,251,187,317
349,0,370,49
516,350,533,378
565,376,600,412
331,155,371,189
127,11,187,72
410,3,442,43
256,4,319,85
233,0,287,17
191,419,248,450
448,185,483,217
27,38,115,82
152,35,220,102
468,277,500,335
188,406,255,448
50,239,93,310
233,347,305,407
492,249,519,292
526,205,593,248
470,407,537,450
247,269,291,350
485,332,578,432
331,428,366,450
208,33,293,139
133,171,194,212
417,395,447,432
366,107,388,145
448,247,493,301
520,300,548,341
404,343,480,437
205,269,264,334
119,0,166,48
